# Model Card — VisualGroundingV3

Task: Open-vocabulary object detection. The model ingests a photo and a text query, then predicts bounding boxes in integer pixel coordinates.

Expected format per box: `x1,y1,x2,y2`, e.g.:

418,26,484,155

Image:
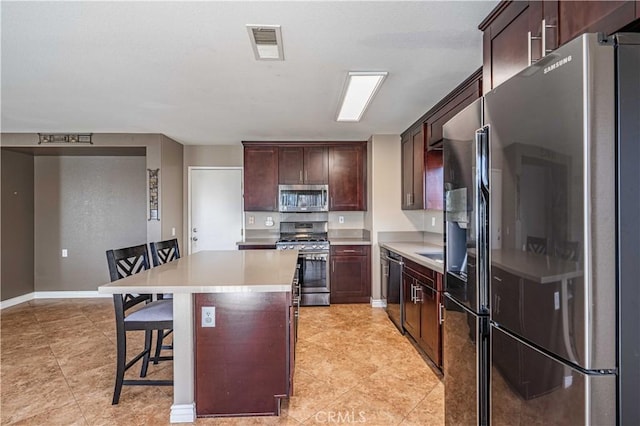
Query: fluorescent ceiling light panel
247,25,284,60
336,72,388,122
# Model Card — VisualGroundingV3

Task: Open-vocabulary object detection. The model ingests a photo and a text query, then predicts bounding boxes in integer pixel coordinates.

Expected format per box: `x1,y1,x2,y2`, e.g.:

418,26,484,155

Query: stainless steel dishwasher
380,247,404,334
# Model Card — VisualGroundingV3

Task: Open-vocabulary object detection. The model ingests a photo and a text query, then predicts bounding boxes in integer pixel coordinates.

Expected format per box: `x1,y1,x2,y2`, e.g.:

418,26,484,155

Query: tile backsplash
245,211,366,230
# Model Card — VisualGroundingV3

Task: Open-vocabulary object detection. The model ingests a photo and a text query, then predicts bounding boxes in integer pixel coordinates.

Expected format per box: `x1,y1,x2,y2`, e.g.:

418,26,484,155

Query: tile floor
1,299,443,425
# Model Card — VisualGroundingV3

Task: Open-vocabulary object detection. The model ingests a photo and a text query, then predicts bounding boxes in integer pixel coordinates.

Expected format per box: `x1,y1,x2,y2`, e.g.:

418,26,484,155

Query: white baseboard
0,292,35,310
34,291,110,299
1,291,110,310
370,298,387,308
170,403,196,423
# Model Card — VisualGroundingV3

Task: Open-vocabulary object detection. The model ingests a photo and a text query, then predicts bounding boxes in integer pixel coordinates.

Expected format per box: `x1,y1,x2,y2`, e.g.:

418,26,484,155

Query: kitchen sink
417,252,444,262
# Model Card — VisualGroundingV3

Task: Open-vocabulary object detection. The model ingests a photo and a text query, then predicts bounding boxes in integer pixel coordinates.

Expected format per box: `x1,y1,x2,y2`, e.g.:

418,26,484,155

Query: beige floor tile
1,376,77,424
1,300,444,426
399,382,444,426
9,401,87,426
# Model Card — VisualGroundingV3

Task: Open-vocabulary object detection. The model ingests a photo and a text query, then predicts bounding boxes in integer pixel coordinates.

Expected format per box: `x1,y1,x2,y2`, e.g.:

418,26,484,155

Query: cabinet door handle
439,303,444,325
542,19,556,56
342,249,356,253
332,260,335,274
528,30,541,66
305,170,308,182
299,170,303,183
493,276,502,282
415,286,423,303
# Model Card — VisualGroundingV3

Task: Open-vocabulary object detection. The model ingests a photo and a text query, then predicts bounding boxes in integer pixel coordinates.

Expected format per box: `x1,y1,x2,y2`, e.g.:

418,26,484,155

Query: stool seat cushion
125,300,173,323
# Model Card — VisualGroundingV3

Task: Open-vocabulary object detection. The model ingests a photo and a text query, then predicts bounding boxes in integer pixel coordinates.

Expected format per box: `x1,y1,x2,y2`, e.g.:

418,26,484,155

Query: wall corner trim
370,298,387,308
1,291,111,310
170,403,196,423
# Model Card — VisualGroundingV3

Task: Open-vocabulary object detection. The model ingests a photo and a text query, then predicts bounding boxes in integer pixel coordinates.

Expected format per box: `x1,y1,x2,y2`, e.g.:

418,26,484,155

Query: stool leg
112,328,127,405
153,329,164,365
140,330,152,377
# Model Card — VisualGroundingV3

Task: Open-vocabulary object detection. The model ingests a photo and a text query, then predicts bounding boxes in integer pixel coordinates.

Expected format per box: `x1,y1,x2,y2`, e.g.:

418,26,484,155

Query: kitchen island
99,250,298,423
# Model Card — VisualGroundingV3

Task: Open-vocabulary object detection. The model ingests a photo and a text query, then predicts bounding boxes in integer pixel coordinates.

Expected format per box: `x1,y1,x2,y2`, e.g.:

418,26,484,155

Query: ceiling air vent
247,25,284,61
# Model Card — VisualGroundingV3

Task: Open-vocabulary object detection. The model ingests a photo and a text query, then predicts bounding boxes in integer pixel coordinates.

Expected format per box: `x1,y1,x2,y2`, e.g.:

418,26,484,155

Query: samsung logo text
544,55,572,74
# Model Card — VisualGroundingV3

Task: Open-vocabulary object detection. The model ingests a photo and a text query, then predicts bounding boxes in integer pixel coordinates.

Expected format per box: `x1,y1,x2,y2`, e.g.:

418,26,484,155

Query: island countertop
98,250,299,294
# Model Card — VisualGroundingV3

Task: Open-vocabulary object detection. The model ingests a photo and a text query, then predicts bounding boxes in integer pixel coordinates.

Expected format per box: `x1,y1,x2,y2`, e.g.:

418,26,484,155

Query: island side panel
194,292,290,417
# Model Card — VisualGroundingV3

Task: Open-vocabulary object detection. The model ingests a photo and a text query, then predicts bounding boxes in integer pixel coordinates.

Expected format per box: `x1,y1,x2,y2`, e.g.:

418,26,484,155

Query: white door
189,168,243,254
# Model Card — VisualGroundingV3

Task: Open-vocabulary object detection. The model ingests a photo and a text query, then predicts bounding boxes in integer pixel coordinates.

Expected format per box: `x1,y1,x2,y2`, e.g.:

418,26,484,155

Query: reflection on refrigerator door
443,294,489,426
491,325,616,426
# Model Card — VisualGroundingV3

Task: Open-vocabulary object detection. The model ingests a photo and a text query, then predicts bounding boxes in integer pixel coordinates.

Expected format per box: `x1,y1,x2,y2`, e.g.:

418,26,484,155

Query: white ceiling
1,1,498,146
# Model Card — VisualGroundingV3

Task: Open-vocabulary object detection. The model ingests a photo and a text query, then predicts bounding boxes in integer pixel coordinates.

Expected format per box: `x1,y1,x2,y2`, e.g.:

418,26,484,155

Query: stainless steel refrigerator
443,33,639,425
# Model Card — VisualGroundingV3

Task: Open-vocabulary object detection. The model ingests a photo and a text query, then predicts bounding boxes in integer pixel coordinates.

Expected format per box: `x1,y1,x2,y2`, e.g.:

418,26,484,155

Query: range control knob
289,245,294,250
300,245,306,250
312,245,317,249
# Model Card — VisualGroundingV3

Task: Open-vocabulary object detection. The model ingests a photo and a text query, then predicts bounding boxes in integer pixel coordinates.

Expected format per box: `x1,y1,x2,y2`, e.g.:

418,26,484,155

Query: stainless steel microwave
278,184,328,212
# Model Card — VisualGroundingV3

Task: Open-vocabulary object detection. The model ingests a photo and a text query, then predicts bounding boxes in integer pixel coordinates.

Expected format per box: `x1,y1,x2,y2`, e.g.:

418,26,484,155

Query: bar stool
106,244,173,404
149,238,180,364
526,235,548,255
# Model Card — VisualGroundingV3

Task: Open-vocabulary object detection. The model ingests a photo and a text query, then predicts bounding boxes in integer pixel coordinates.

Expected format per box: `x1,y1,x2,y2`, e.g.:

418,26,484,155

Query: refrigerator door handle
475,126,490,313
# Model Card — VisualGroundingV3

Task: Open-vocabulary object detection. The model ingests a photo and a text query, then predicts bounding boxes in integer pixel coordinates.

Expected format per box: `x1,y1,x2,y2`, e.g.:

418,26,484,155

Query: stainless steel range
276,220,330,306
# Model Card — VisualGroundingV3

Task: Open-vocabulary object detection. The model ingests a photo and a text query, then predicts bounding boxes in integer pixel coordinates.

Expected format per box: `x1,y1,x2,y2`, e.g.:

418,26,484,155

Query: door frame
187,166,244,255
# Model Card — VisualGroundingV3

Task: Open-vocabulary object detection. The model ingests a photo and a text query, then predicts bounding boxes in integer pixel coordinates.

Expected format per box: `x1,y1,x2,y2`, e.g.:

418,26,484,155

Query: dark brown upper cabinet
425,149,444,211
401,125,425,210
328,143,367,211
243,142,367,212
278,146,328,185
243,145,279,211
401,69,481,211
479,0,640,93
425,73,482,148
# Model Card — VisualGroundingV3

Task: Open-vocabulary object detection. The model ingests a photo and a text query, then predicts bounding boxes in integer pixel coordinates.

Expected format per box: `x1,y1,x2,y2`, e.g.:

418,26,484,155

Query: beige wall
367,134,445,300
34,156,147,291
183,145,243,168
0,133,184,298
1,149,35,300
161,136,184,246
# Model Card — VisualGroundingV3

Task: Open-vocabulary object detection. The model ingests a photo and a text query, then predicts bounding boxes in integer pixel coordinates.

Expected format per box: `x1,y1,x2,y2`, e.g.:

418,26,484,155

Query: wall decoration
148,168,160,221
38,133,92,144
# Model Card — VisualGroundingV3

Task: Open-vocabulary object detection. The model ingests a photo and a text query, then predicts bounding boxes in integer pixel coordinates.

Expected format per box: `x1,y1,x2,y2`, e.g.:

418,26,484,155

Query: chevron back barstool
106,244,173,404
150,238,180,266
526,235,548,255
149,238,180,364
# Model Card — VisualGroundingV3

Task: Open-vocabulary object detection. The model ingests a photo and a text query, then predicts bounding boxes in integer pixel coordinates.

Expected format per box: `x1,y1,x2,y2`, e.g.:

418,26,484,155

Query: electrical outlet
248,216,255,225
431,217,436,227
201,306,216,327
171,227,176,236
339,216,345,224
61,249,68,258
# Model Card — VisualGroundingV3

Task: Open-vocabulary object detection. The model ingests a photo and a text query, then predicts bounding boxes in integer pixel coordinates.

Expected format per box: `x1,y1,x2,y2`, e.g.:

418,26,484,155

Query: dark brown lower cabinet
238,244,277,250
402,259,443,369
194,292,293,417
330,245,371,304
403,269,421,338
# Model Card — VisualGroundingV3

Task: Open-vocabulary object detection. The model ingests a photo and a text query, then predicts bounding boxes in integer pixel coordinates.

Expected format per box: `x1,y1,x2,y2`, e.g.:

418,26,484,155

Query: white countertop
329,237,371,245
380,242,445,273
99,250,299,294
489,249,582,283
